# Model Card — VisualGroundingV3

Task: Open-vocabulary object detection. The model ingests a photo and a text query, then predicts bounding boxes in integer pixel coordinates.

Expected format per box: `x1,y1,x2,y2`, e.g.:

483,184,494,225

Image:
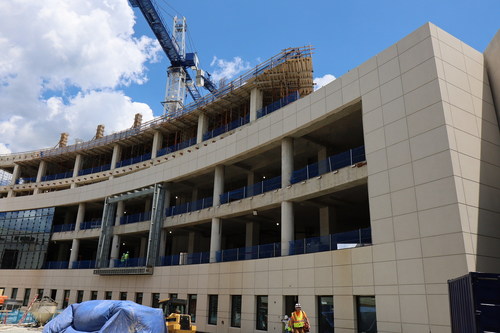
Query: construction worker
289,303,310,333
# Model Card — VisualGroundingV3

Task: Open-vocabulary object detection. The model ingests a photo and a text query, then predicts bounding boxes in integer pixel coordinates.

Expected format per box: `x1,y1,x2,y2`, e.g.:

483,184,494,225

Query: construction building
0,23,499,332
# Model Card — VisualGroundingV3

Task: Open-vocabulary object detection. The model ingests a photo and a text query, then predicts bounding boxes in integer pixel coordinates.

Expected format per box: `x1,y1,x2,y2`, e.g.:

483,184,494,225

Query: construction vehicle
158,298,196,332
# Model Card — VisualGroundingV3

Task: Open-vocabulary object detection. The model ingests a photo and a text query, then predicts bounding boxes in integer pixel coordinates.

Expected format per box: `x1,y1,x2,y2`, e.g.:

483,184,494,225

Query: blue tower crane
129,0,217,116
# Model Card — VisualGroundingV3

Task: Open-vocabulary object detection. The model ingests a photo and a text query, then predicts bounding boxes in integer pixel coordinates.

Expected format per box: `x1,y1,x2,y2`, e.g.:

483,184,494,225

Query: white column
73,154,82,178
69,239,80,269
245,221,260,247
110,144,122,170
281,201,294,256
209,217,221,263
75,203,86,231
213,165,225,205
249,87,263,122
115,201,125,226
282,137,294,187
36,160,47,183
10,164,20,186
139,237,147,258
197,113,209,143
151,130,163,159
110,235,120,267
188,231,196,253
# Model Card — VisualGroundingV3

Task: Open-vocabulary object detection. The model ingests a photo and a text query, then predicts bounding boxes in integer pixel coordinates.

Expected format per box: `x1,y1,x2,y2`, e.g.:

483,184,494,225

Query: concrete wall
484,29,500,126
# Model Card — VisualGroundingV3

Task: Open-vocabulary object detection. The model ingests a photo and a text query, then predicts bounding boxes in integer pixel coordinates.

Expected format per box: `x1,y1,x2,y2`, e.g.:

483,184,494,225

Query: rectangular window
256,296,268,330
317,296,334,333
105,291,112,300
231,295,242,328
284,295,298,318
151,293,160,308
356,296,377,333
63,290,70,308
11,288,18,299
135,292,143,305
120,292,127,301
50,289,57,300
23,288,31,306
37,288,44,299
77,290,84,303
188,294,197,323
91,291,98,300
208,295,218,325
169,293,178,299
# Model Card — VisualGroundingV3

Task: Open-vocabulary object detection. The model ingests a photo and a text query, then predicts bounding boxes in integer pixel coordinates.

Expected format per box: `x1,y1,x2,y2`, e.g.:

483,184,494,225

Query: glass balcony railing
291,146,366,184
116,152,152,168
42,171,74,182
120,211,152,225
216,243,281,262
219,175,282,204
289,228,372,255
203,114,250,141
78,164,111,176
112,257,146,267
157,137,197,157
52,224,76,232
256,91,300,119
43,261,69,269
79,220,102,230
72,260,96,269
15,177,37,184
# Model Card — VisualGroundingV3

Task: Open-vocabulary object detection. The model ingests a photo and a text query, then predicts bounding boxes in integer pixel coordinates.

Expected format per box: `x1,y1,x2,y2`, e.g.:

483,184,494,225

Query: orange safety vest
291,310,307,328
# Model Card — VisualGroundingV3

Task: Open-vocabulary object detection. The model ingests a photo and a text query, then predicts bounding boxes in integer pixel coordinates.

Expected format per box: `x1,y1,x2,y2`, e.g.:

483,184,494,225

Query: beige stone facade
0,23,499,332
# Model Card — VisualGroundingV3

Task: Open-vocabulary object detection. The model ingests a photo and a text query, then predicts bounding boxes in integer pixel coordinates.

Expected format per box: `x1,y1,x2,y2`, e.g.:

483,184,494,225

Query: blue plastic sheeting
43,300,166,333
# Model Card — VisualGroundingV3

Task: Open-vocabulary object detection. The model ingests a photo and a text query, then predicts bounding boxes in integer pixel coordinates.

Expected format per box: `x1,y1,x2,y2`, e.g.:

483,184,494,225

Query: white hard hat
295,303,301,308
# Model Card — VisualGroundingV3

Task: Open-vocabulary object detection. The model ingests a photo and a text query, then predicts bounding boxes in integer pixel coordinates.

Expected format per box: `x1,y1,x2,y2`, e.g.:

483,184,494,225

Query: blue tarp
43,300,166,333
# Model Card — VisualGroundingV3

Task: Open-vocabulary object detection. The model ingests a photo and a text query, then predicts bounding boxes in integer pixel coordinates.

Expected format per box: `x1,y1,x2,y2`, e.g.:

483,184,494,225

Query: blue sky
0,0,498,154
126,0,500,116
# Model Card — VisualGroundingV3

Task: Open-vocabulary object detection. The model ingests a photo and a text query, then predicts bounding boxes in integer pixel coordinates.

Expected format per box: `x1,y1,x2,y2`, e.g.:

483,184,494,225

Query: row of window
5,287,375,332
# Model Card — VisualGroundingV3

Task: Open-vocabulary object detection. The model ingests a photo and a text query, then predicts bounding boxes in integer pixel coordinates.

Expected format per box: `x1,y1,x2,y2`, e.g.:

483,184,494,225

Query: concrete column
69,238,80,269
159,230,167,260
57,243,70,261
281,201,294,256
139,237,147,258
281,137,294,187
213,165,225,205
75,203,86,231
247,171,255,186
110,144,122,170
209,217,221,263
188,231,196,253
115,201,125,226
249,88,263,122
144,198,152,212
245,221,260,247
36,161,47,183
10,164,20,186
151,130,163,159
110,235,121,267
319,207,331,236
318,147,328,175
73,154,82,178
197,113,209,143
191,188,198,203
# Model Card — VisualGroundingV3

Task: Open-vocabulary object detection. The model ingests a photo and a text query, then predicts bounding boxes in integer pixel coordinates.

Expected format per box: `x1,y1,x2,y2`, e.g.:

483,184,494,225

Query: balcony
52,224,76,233
119,211,152,225
116,152,152,168
157,137,196,157
166,197,213,217
219,175,282,204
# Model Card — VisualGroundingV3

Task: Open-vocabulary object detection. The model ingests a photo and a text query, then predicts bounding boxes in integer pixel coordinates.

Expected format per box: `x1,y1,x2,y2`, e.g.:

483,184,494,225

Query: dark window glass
37,289,44,299
105,291,112,300
318,296,334,333
231,295,242,328
256,296,268,330
169,293,177,299
120,292,127,301
23,288,31,306
63,290,70,308
91,291,98,300
356,296,377,333
11,288,18,299
151,293,160,308
135,292,143,305
50,289,57,300
188,294,197,323
77,290,84,303
208,295,218,325
285,295,298,317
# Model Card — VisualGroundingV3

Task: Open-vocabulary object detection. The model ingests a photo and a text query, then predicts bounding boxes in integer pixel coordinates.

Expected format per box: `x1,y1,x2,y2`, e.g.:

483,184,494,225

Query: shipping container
448,272,500,333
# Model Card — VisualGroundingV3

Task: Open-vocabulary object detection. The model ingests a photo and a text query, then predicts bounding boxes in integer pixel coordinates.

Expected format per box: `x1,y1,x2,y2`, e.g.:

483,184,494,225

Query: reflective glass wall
0,207,55,269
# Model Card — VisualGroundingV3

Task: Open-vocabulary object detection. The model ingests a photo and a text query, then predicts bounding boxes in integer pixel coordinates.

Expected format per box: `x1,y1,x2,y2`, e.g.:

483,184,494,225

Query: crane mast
129,0,217,117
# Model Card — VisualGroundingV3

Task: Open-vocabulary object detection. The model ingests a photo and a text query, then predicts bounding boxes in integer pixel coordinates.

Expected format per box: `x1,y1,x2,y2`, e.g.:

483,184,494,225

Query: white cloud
0,0,161,153
314,74,336,90
210,56,251,85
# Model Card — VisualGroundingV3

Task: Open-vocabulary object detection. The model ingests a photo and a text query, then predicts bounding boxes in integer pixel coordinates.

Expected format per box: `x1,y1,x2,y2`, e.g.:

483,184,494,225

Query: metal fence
157,137,197,157
120,211,152,225
219,175,282,204
291,146,366,184
256,91,300,119
166,197,214,217
202,114,250,141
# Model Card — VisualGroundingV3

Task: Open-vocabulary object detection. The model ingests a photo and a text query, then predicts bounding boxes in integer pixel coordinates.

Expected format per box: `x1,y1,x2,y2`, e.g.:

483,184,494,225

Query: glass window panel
188,294,197,323
105,291,112,300
208,295,218,325
120,292,127,301
256,296,268,330
77,290,84,303
356,296,377,333
231,295,242,328
318,296,334,333
135,292,143,305
91,291,98,300
151,293,160,308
